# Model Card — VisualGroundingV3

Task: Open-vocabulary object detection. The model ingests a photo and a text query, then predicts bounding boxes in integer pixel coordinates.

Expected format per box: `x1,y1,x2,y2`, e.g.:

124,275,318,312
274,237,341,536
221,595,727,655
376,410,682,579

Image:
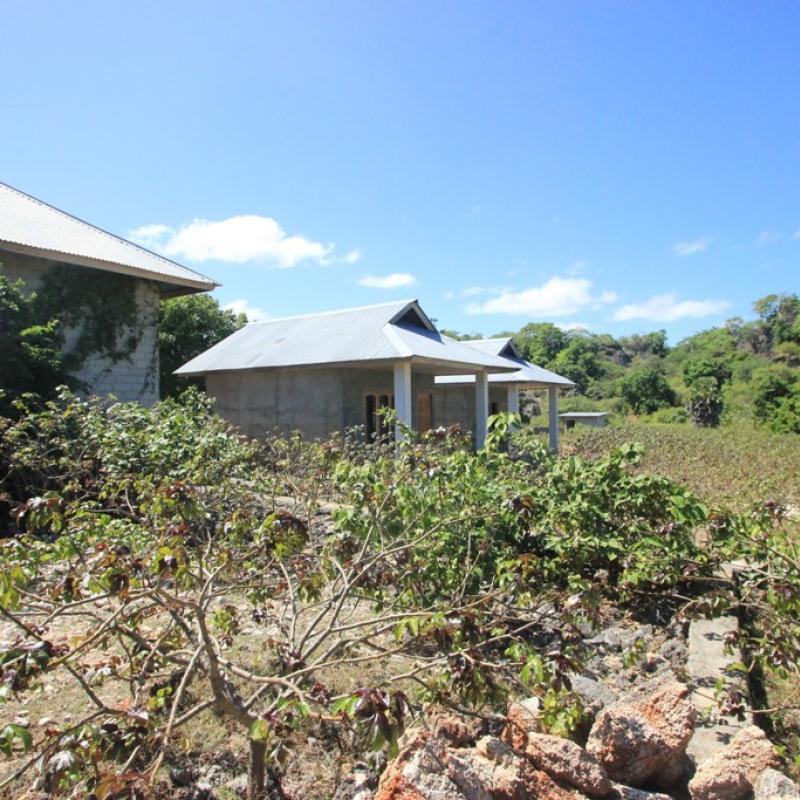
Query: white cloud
224,299,269,322
129,215,336,268
129,223,171,245
443,291,455,301
672,237,712,257
357,272,417,290
342,249,363,264
465,276,617,317
613,292,729,322
461,285,511,298
756,230,781,245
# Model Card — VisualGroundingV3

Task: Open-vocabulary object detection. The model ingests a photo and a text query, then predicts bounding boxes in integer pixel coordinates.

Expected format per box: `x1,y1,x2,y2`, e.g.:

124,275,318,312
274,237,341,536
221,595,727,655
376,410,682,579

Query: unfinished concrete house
175,299,528,446
0,182,217,404
177,300,575,448
434,338,574,451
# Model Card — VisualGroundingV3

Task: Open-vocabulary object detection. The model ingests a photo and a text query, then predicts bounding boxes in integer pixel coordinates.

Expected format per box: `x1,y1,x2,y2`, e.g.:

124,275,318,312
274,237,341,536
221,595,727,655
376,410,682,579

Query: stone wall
206,365,437,440
2,251,161,405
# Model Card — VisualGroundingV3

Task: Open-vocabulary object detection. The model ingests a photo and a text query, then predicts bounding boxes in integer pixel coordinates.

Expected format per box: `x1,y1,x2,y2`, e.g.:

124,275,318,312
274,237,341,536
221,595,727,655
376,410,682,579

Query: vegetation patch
1,394,799,797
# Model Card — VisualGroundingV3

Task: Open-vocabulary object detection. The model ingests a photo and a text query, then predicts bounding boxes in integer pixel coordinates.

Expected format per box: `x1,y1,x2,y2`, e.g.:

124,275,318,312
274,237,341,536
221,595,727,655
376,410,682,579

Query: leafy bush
158,294,247,397
615,367,677,414
0,397,794,797
753,368,800,434
683,357,732,389
686,376,724,428
0,270,72,417
647,407,688,425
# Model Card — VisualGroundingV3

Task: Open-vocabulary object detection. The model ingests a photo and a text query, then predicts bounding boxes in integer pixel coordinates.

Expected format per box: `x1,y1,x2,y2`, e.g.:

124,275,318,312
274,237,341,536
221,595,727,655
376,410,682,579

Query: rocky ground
348,678,793,800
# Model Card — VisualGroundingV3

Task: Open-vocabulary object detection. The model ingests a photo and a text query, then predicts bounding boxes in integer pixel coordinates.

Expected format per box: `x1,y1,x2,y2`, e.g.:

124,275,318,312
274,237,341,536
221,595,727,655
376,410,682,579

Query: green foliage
753,293,800,346
32,264,142,368
548,336,608,394
0,269,72,417
615,367,677,414
513,322,569,366
685,376,724,428
2,388,257,505
0,262,150,417
683,357,732,389
753,368,800,434
618,330,668,359
453,291,800,433
0,395,797,795
158,293,247,397
332,422,708,606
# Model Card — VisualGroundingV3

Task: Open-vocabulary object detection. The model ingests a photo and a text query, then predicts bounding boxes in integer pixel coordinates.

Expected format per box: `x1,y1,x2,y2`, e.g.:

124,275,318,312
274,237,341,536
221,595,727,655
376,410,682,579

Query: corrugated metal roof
435,338,575,388
176,300,518,375
461,337,520,359
0,182,217,292
559,411,610,418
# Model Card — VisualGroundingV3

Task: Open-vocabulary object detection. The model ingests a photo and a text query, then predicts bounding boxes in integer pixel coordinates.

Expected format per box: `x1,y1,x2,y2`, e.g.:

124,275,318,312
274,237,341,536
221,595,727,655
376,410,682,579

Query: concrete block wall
207,368,345,439
1,251,161,405
206,364,437,440
433,384,507,436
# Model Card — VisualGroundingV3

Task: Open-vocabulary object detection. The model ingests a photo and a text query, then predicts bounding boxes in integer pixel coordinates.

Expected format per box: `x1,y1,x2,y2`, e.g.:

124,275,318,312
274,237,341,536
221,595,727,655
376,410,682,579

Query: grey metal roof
0,182,217,293
176,300,519,376
435,338,575,388
559,411,610,418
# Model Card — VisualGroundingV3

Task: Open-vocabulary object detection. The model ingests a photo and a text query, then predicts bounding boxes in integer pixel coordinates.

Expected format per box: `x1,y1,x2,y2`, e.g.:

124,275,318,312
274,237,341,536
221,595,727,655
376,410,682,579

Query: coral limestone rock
586,679,695,787
689,726,779,800
522,731,611,797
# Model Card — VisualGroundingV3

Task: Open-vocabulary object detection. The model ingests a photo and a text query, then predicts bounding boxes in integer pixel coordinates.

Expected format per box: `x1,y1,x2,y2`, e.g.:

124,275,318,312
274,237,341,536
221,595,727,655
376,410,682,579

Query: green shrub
0,270,72,418
615,367,677,414
686,376,724,428
648,407,688,425
753,368,800,433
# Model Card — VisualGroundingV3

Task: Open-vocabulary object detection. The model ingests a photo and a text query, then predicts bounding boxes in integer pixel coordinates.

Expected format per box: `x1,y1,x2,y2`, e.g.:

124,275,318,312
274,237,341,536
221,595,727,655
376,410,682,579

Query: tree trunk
248,739,267,800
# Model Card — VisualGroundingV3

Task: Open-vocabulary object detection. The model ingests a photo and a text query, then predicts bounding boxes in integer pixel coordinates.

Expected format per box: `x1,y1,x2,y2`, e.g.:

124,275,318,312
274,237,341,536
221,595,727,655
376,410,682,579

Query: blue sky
2,1,798,342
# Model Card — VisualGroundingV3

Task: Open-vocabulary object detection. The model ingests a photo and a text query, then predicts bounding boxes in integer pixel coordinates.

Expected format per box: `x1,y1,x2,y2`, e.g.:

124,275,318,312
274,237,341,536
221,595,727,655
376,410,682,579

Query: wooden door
417,393,432,433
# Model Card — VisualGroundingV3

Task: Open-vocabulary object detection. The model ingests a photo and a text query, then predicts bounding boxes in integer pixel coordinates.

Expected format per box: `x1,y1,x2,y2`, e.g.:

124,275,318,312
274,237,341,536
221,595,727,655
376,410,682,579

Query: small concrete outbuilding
559,411,610,430
176,300,519,447
0,182,217,403
434,338,575,452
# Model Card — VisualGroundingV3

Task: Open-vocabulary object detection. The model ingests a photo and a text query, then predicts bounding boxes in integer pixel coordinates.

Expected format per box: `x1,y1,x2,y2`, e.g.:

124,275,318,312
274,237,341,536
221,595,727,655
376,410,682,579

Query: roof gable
434,337,575,388
0,182,217,294
388,301,436,332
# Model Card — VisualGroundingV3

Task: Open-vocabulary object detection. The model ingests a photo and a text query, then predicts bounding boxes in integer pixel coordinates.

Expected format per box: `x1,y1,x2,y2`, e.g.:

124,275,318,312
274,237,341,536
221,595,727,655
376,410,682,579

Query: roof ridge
0,181,217,286
243,298,418,326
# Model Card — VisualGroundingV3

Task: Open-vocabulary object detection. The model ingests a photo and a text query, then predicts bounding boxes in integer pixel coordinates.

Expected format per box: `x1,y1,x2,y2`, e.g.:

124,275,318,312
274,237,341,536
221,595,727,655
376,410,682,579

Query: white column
507,385,520,416
548,386,560,453
475,370,489,449
394,361,413,441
